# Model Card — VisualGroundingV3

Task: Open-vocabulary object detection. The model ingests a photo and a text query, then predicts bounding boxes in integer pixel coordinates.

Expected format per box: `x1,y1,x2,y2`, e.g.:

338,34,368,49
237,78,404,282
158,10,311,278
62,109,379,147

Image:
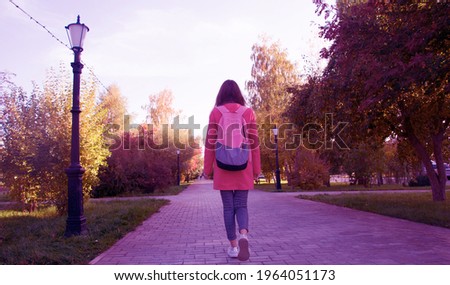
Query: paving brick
90,180,450,265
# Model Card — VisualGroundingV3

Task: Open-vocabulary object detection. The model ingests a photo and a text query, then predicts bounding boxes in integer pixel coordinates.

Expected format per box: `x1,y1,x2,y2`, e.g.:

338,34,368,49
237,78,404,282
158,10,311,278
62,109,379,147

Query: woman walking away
204,79,261,261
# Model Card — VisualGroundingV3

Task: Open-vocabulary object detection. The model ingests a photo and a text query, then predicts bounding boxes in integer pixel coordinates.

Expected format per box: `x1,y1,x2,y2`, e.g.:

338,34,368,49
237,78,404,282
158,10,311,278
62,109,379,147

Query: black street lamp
273,128,282,191
64,16,89,237
177,150,181,186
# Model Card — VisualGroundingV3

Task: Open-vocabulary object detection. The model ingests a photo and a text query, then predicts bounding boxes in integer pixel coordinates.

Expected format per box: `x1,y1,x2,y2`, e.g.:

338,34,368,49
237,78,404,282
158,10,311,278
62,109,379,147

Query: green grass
153,184,189,195
298,192,450,229
255,183,448,192
0,198,169,264
108,184,189,198
0,194,10,202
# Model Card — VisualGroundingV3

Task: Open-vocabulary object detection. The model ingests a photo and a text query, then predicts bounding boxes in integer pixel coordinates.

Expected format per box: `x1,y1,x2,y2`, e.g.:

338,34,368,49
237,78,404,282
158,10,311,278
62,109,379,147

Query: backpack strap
216,105,247,115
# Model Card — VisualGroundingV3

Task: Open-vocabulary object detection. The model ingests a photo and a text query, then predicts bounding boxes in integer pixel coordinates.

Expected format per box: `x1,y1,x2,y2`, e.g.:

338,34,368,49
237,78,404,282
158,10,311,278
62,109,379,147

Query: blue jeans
220,190,249,241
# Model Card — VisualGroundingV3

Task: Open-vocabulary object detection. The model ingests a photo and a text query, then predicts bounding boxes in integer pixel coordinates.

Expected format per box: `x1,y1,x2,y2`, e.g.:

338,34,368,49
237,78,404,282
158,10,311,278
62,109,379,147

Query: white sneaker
227,246,239,258
238,234,249,261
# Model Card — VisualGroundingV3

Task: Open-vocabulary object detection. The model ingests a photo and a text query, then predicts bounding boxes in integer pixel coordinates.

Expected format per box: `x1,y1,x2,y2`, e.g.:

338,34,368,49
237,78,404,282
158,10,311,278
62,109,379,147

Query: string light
9,0,71,50
9,0,110,94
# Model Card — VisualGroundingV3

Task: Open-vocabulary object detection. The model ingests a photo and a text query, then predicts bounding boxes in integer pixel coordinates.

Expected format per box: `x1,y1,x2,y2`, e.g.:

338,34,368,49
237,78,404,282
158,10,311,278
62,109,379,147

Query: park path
90,180,450,265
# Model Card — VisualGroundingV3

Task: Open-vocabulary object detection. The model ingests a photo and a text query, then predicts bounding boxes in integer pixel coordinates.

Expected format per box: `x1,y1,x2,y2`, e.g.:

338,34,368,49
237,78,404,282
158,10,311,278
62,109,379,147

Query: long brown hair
215,79,246,106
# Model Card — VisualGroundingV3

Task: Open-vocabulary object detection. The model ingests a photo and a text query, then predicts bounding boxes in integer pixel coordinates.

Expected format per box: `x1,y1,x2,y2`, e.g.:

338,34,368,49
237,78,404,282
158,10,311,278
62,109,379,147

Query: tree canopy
310,0,449,200
1,69,109,212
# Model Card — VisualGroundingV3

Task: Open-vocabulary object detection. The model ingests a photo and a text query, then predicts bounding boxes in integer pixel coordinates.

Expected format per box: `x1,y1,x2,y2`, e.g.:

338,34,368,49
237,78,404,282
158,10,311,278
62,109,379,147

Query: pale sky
1,0,330,135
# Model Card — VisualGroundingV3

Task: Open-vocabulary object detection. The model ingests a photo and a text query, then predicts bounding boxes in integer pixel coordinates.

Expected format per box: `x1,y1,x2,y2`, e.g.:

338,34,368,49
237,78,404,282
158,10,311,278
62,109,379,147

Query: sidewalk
90,180,450,265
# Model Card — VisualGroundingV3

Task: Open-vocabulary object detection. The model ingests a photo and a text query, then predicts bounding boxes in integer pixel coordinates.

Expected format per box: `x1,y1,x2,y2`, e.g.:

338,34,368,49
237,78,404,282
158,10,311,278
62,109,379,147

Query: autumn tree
1,68,109,212
246,37,299,120
314,0,449,200
245,41,333,188
246,38,307,183
98,84,128,130
1,75,42,211
144,89,179,128
94,88,201,196
143,89,200,183
182,150,203,181
0,74,5,186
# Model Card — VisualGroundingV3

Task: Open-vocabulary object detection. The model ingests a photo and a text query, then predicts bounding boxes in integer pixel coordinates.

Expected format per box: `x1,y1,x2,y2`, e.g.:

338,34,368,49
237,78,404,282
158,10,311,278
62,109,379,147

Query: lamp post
273,128,282,191
177,150,181,186
64,16,89,237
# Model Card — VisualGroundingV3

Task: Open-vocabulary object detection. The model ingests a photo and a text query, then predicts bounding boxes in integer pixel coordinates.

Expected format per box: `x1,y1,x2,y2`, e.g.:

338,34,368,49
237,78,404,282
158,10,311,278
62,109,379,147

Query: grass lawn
0,198,169,264
0,194,9,202
116,184,188,197
255,182,449,192
298,192,450,229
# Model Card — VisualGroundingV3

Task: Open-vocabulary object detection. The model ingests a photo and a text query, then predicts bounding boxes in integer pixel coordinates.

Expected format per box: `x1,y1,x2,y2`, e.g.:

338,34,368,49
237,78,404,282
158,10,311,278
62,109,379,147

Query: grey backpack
215,105,250,171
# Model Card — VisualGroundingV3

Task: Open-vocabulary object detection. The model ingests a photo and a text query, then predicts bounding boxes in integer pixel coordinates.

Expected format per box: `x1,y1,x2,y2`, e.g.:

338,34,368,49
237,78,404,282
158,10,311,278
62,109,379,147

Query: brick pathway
90,180,450,265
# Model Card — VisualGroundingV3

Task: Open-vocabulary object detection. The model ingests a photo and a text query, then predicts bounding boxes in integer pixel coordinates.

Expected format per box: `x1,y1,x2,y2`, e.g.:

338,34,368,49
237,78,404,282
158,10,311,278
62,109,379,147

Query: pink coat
204,103,261,190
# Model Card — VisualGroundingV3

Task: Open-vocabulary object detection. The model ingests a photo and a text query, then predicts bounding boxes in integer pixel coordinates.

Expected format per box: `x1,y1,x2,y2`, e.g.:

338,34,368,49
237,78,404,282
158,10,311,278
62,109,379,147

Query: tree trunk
431,132,447,201
407,132,446,201
293,149,301,187
285,162,292,187
377,172,384,186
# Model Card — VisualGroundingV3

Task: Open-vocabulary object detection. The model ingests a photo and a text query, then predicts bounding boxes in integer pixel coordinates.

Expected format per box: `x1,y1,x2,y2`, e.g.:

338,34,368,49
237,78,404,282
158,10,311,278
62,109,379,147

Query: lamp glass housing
66,16,89,50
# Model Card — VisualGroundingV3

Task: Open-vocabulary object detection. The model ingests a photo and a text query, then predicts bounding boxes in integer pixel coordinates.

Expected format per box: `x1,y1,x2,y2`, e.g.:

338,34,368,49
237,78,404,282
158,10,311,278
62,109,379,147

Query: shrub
92,133,177,197
408,175,431,187
292,150,330,190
